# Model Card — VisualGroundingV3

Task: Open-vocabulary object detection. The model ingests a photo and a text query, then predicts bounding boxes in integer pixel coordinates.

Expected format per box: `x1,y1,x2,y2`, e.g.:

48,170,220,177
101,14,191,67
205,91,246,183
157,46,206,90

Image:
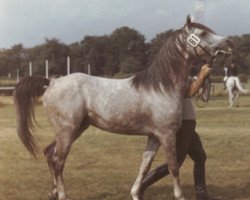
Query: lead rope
195,51,231,108
193,43,216,108
186,31,231,107
190,36,215,107
195,57,215,108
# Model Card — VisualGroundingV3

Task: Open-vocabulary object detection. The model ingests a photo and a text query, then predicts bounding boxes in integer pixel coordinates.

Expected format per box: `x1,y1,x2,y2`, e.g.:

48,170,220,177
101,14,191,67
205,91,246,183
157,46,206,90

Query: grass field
0,95,250,200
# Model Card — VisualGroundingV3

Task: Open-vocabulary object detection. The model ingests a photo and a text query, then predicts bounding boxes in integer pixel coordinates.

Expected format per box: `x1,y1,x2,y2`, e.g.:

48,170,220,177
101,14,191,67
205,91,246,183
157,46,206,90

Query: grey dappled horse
13,16,232,200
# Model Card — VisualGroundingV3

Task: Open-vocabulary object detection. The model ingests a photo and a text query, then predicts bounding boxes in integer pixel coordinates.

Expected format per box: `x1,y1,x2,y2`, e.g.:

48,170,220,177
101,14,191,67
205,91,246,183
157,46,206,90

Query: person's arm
186,64,211,97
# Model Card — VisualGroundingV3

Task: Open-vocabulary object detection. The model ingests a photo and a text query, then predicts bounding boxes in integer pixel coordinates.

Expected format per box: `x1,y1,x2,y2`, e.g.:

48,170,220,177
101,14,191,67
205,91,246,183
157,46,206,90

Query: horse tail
234,77,248,93
13,76,50,157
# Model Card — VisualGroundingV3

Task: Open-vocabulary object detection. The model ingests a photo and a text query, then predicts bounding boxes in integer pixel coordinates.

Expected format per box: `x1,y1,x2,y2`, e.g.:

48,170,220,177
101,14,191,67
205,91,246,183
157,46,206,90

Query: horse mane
131,29,187,92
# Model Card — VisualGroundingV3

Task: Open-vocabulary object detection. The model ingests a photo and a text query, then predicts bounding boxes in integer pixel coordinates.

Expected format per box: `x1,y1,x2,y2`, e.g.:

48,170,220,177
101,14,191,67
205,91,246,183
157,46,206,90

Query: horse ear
186,15,192,29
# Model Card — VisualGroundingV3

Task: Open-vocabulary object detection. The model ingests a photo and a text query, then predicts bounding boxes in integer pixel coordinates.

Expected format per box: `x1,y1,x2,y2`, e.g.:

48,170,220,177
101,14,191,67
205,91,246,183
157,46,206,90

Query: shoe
196,192,221,200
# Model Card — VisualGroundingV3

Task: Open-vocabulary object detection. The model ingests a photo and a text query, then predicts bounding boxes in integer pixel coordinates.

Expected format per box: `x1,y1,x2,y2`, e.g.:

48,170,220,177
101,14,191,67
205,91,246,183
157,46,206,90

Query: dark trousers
141,120,207,193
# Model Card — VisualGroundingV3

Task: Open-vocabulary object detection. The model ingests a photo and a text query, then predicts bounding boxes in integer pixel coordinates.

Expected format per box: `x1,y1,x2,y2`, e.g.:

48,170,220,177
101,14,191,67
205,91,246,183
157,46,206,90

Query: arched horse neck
132,29,190,95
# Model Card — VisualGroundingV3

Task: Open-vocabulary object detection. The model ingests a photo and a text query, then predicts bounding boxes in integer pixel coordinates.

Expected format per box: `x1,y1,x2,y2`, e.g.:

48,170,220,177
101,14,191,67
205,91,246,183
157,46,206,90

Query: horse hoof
48,195,56,200
130,194,141,200
48,191,58,200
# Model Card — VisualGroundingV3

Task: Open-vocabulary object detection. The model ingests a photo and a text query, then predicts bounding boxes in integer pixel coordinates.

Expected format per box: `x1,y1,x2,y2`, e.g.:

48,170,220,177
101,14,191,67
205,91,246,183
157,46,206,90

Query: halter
186,30,214,61
184,28,231,107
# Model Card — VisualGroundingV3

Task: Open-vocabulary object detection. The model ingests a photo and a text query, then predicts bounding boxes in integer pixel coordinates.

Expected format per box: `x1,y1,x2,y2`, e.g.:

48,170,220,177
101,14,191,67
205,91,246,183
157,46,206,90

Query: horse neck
151,31,190,94
131,30,190,95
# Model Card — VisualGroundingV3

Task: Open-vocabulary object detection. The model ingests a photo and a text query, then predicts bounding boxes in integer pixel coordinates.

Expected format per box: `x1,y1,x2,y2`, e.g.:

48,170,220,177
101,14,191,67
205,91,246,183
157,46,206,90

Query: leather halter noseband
185,28,214,62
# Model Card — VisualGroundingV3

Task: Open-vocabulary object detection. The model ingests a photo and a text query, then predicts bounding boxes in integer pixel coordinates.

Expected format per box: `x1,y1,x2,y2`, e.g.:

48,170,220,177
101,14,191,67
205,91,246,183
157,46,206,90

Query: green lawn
0,96,250,200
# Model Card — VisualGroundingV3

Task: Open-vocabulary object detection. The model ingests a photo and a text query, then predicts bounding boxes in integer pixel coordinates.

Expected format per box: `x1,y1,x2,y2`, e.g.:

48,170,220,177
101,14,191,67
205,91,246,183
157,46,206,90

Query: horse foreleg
160,130,185,200
235,91,239,107
130,135,160,200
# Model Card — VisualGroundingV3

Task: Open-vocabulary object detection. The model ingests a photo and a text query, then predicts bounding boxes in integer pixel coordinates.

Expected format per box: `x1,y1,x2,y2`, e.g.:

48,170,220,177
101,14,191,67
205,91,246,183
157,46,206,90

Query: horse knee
169,168,179,178
167,159,179,177
44,142,56,155
52,147,71,174
44,143,68,175
51,156,65,174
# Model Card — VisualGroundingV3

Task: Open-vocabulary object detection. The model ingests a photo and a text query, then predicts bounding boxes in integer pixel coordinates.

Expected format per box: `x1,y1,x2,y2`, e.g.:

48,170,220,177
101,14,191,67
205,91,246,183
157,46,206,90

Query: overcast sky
0,0,250,48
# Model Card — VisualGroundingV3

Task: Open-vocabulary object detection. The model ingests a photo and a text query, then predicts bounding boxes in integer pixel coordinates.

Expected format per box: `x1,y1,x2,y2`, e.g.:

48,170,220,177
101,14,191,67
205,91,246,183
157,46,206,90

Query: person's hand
199,64,211,78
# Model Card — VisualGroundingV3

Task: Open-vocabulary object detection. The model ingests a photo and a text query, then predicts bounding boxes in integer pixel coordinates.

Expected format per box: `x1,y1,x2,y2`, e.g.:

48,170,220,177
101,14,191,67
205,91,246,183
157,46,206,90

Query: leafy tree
147,30,174,66
43,38,69,75
110,27,147,72
27,44,47,76
25,38,70,76
227,35,250,74
0,27,249,79
104,54,119,76
80,35,111,75
0,44,29,77
69,42,85,73
237,34,250,73
119,56,142,74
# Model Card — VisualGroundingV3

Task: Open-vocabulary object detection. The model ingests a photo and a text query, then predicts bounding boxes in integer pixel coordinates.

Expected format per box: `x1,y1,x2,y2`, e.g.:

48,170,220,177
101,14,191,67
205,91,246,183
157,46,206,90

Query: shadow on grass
144,183,250,200
81,183,250,200
242,104,250,107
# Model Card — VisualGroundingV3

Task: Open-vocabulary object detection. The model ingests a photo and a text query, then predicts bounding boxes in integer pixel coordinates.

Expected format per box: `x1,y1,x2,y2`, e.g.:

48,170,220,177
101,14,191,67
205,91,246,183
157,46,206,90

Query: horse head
182,15,233,60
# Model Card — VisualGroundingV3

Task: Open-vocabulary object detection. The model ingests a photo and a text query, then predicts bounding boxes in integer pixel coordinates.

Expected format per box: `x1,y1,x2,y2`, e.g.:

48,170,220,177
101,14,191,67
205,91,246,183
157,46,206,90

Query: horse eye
200,31,207,37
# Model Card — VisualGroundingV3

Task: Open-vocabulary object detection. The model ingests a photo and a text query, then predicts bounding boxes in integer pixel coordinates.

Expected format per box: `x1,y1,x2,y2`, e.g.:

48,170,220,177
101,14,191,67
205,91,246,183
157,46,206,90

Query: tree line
0,27,249,78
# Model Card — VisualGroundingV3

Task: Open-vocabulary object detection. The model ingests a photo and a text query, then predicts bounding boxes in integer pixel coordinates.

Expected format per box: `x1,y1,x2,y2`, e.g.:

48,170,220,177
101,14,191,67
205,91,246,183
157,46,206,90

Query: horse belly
87,99,180,136
87,107,152,135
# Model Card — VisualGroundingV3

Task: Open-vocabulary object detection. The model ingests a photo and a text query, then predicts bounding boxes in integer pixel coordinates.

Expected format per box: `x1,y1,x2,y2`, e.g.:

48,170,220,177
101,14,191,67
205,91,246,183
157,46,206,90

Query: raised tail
13,76,50,157
234,77,248,93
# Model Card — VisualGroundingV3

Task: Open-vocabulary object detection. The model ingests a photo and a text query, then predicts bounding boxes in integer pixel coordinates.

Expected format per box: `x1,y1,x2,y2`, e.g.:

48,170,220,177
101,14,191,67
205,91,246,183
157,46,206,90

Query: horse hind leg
44,141,58,200
46,130,73,200
235,90,239,107
130,135,160,200
45,118,89,200
228,90,234,108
